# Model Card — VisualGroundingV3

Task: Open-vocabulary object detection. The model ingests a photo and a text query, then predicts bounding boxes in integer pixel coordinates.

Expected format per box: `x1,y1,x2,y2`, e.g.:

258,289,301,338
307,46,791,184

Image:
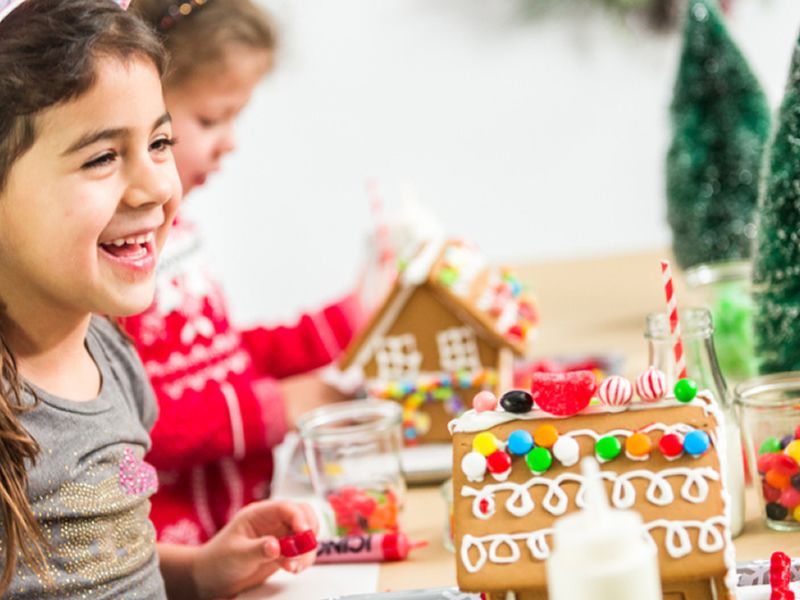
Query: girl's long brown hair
0,0,165,591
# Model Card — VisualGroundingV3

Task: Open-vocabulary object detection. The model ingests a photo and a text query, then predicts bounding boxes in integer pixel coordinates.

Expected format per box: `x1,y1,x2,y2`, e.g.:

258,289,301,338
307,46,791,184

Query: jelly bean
794,505,800,522
595,436,622,462
507,430,534,456
773,453,799,476
473,391,498,412
780,487,800,509
683,430,711,457
473,432,499,456
762,480,782,503
526,447,553,473
766,469,792,490
500,390,534,414
626,432,652,457
766,502,789,521
786,440,800,464
673,378,698,403
461,451,487,481
659,433,684,459
486,451,512,475
760,437,783,455
795,425,800,440
533,424,559,449
758,452,780,474
782,434,795,450
792,473,800,491
552,436,580,467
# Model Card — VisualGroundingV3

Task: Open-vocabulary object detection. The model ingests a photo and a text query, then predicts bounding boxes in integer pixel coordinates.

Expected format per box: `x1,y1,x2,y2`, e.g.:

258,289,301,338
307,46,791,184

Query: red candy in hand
279,530,318,557
530,371,597,417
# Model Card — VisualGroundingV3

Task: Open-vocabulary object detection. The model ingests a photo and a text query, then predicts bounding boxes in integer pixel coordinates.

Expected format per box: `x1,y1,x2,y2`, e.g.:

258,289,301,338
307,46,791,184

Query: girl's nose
125,154,178,209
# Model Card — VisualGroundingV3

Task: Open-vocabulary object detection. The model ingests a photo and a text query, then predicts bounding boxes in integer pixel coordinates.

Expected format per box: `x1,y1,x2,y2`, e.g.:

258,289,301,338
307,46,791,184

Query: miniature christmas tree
753,30,800,374
666,0,770,271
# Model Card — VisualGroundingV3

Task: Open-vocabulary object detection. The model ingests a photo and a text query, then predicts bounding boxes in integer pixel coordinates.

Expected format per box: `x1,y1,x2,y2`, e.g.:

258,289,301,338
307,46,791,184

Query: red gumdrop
759,453,781,474
486,451,512,474
530,370,597,417
763,480,783,503
279,530,318,558
781,487,800,509
773,454,800,476
771,551,794,599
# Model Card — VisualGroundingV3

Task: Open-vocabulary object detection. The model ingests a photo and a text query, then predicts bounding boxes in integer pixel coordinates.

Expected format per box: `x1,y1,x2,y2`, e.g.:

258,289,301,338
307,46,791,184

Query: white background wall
184,0,800,325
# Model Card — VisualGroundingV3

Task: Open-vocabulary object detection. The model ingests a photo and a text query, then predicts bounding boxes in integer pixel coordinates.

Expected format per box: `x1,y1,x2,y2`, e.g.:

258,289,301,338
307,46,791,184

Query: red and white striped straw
660,259,687,379
366,179,394,266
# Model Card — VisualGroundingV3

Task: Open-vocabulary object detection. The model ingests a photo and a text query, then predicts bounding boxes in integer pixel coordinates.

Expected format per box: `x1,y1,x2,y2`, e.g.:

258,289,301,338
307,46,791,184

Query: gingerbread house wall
452,404,732,598
361,283,500,380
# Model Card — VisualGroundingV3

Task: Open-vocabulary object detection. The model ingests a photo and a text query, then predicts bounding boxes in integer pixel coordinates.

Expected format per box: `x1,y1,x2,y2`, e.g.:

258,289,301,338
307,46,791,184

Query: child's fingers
293,503,319,535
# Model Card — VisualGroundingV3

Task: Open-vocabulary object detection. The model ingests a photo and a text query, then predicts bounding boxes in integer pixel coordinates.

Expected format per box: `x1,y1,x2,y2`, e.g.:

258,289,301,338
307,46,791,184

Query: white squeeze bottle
547,458,662,600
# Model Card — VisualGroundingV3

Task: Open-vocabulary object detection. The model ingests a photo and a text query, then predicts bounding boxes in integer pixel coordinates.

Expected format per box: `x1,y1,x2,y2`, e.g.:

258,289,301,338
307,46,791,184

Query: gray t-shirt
4,316,167,599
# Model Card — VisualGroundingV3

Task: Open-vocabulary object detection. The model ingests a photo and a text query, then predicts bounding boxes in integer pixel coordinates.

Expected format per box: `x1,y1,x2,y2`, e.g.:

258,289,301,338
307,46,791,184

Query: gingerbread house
450,387,735,600
339,239,537,444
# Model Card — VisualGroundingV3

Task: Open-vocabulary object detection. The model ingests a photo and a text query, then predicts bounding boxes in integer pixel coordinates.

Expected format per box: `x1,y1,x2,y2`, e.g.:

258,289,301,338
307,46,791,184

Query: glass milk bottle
645,307,745,537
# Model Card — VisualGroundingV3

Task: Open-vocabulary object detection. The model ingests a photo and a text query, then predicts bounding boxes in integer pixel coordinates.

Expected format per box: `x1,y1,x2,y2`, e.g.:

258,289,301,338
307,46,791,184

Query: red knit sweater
122,218,360,544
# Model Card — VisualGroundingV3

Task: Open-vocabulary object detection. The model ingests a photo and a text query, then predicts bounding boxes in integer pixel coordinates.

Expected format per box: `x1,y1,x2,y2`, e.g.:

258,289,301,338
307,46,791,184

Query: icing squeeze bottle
315,532,427,564
546,457,661,600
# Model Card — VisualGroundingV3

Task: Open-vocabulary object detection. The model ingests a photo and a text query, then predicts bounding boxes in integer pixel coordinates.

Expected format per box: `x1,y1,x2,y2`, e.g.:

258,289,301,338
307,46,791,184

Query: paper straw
366,179,394,266
660,260,687,379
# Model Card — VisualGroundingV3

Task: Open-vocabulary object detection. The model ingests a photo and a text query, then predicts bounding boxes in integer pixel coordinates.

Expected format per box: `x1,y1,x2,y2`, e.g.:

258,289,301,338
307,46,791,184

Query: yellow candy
534,424,559,449
786,440,800,464
473,432,499,456
415,412,432,435
794,505,800,522
404,394,424,410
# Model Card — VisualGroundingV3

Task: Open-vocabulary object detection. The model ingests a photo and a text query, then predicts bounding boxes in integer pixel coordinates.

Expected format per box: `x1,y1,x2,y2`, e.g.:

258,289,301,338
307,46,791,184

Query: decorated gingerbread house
450,370,735,600
339,239,537,444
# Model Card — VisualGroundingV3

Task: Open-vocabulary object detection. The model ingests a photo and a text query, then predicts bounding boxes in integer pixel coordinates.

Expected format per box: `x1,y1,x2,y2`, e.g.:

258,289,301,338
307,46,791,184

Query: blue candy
508,429,534,456
683,430,710,457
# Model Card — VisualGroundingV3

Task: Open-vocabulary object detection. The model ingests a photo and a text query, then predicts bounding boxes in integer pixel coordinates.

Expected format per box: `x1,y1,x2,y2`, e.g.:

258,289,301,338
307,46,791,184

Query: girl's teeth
113,239,125,247
136,235,147,244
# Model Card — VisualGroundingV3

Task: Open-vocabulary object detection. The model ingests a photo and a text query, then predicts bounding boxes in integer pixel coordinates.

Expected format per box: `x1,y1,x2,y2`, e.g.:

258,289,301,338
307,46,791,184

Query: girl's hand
192,500,319,599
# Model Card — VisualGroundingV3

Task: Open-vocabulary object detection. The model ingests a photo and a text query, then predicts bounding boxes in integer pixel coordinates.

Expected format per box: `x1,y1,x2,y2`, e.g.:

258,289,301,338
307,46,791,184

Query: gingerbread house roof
340,238,537,372
449,392,735,597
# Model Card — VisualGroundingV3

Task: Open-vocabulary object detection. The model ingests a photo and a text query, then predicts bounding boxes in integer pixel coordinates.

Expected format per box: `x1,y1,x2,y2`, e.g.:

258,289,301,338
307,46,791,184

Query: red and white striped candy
636,367,666,402
597,376,633,412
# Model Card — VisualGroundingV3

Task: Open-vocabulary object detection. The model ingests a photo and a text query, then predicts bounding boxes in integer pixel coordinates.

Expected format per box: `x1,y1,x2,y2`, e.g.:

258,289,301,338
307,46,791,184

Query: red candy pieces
486,451,512,474
530,370,597,417
279,530,318,557
659,433,684,459
759,453,781,474
770,551,795,600
774,454,800,476
763,481,783,503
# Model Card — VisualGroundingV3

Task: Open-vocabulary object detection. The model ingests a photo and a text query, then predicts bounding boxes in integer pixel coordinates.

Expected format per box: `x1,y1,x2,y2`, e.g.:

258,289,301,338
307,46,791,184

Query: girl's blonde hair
133,0,278,87
0,0,164,591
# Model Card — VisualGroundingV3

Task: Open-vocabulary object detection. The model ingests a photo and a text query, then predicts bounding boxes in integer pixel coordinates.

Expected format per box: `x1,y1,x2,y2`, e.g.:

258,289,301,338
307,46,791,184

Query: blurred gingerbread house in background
339,238,538,444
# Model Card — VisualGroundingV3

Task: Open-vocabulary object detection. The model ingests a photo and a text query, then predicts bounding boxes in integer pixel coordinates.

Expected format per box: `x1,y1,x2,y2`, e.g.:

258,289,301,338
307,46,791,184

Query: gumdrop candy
530,371,596,417
279,530,318,557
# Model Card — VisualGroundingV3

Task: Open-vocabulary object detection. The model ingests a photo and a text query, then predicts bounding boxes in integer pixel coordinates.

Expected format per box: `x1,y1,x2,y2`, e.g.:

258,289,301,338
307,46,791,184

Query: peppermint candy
636,367,667,402
597,375,633,412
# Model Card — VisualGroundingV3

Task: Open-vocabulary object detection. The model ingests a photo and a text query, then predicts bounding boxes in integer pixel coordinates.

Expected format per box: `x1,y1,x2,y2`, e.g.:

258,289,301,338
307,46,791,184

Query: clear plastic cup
298,399,406,537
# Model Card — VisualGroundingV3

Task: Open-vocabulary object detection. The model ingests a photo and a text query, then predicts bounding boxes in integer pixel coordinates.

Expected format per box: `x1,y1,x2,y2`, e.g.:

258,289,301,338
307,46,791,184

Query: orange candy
533,424,559,449
625,433,652,457
766,469,792,490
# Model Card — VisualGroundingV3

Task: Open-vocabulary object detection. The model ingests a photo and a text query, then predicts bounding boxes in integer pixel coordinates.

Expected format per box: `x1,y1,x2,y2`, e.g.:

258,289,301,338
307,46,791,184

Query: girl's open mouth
99,231,156,273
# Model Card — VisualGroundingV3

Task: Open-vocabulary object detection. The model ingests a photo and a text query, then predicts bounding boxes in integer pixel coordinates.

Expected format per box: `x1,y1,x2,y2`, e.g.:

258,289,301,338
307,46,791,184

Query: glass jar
298,399,406,537
684,260,757,385
645,307,745,537
736,373,800,532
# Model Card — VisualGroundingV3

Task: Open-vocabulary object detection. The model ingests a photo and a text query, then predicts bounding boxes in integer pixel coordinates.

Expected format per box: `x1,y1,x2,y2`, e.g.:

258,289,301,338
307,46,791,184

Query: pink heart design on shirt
119,448,158,496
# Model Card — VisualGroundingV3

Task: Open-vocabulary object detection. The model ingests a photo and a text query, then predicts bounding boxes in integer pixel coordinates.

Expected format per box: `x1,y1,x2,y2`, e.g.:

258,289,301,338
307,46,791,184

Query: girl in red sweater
124,0,361,545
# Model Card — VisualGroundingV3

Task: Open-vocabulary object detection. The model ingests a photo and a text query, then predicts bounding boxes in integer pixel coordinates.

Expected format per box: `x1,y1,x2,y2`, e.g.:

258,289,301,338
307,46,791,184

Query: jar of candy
645,307,745,537
298,399,406,537
684,260,757,385
736,373,800,532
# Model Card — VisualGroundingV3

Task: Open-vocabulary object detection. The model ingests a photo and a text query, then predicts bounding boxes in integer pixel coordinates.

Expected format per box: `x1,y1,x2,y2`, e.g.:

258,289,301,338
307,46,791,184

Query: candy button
533,424,559,449
595,436,622,462
673,378,698,403
683,430,711,457
500,390,534,414
472,432,499,456
526,447,553,474
760,437,783,455
780,487,800,509
461,451,487,482
507,430,534,456
766,502,789,521
552,436,580,467
766,469,792,490
486,451,512,474
786,440,800,464
659,433,684,459
626,432,652,458
473,391,498,412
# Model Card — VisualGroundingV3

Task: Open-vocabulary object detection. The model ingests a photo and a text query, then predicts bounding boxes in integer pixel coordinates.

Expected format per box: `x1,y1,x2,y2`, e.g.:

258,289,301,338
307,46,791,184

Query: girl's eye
150,137,177,153
81,152,117,170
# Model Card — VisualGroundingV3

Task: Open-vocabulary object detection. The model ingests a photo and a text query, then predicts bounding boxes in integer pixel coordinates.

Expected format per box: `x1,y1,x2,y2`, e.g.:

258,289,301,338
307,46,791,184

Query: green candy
759,436,782,455
674,378,698,403
526,447,553,473
595,436,622,462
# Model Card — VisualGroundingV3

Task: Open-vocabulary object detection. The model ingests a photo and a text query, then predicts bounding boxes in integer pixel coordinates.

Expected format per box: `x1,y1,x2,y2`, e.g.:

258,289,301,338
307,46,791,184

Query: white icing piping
401,238,445,285
448,392,717,434
351,285,414,370
460,516,728,574
461,466,720,518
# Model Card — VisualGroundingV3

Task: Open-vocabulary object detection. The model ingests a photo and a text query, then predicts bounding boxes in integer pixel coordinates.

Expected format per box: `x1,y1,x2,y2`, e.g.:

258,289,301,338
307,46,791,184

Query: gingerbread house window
437,327,481,373
375,334,422,381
